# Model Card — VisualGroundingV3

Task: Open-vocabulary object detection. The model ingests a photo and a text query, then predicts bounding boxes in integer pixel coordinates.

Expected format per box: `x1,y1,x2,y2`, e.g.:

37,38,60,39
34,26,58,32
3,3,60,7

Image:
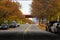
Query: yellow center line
24,26,31,33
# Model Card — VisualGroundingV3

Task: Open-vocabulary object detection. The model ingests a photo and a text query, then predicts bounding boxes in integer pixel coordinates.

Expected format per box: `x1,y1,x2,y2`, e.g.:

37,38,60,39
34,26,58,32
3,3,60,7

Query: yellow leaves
50,16,57,21
6,16,16,21
55,0,60,9
0,0,34,24
57,12,60,16
49,12,60,21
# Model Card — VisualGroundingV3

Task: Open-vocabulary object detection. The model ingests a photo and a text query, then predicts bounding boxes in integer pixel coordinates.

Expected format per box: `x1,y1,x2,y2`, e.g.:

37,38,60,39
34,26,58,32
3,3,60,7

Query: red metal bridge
24,15,35,18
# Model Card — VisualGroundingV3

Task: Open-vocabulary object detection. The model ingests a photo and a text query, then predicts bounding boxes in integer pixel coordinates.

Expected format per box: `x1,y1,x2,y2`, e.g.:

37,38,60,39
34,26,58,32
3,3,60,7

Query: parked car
0,23,9,30
16,24,20,27
56,23,60,34
46,21,55,32
50,22,58,33
46,21,60,33
9,21,17,28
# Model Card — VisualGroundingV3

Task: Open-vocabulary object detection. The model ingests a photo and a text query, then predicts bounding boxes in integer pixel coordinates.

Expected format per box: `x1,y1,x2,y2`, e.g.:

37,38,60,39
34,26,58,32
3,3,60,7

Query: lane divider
24,25,31,33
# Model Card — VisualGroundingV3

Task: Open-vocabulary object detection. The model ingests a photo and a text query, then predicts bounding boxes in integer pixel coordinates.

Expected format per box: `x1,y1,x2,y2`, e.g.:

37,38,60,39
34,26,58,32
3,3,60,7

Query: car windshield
1,24,7,26
0,0,60,40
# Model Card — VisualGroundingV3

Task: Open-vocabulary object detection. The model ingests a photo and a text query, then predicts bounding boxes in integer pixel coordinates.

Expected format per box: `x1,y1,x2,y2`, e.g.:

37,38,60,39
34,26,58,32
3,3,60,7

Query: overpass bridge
24,15,35,18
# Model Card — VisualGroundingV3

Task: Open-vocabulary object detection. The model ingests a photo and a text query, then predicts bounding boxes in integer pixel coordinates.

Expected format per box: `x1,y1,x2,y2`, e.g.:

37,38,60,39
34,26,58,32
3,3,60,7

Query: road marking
24,25,31,33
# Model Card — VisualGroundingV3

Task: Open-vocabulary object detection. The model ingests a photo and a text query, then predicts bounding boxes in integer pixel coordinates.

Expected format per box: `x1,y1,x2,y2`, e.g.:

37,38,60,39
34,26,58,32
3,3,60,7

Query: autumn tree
47,0,60,21
31,0,59,25
0,0,25,24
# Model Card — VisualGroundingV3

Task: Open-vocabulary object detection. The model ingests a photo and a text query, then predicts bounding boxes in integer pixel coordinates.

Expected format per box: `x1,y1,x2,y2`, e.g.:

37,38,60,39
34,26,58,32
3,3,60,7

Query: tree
49,0,60,21
0,0,25,24
31,0,59,25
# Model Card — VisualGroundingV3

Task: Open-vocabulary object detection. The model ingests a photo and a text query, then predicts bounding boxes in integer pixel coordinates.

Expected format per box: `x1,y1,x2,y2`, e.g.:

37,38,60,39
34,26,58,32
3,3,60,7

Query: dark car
46,21,56,31
16,24,20,27
56,23,60,34
46,21,60,33
0,23,9,30
9,21,17,28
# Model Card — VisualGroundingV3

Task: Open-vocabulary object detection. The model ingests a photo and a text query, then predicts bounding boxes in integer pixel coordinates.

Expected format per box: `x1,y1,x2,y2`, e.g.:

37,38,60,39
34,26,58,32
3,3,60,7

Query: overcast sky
16,0,31,1
14,0,32,15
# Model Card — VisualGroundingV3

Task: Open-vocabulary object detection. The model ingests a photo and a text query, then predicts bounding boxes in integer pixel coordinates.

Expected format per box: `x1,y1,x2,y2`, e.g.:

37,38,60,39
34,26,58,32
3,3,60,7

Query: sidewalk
38,24,46,31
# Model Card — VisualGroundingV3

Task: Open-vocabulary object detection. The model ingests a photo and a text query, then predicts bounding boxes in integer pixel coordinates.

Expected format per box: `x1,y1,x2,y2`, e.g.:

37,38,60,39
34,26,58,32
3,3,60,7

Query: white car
9,21,17,28
51,23,59,32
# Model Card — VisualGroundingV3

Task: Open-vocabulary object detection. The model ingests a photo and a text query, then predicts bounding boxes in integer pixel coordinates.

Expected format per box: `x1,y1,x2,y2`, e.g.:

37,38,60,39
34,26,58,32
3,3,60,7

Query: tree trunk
39,18,42,25
39,19,40,25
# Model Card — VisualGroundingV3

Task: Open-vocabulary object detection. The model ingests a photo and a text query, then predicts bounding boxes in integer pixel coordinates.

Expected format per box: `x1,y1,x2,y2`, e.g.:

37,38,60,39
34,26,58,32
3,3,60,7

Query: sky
13,0,32,15
20,1,32,15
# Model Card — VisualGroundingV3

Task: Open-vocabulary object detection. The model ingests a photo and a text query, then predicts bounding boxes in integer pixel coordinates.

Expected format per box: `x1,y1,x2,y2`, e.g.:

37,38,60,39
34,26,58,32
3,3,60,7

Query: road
0,24,52,33
0,24,60,40
0,24,59,34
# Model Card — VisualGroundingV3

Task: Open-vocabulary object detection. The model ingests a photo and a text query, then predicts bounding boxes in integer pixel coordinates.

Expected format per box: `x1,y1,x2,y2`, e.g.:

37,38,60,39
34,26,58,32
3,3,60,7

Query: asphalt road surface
0,24,47,32
0,24,60,40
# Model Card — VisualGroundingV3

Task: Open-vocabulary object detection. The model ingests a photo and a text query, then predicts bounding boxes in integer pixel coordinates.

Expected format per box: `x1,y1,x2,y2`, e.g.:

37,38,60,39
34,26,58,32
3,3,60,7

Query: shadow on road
0,32,60,40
